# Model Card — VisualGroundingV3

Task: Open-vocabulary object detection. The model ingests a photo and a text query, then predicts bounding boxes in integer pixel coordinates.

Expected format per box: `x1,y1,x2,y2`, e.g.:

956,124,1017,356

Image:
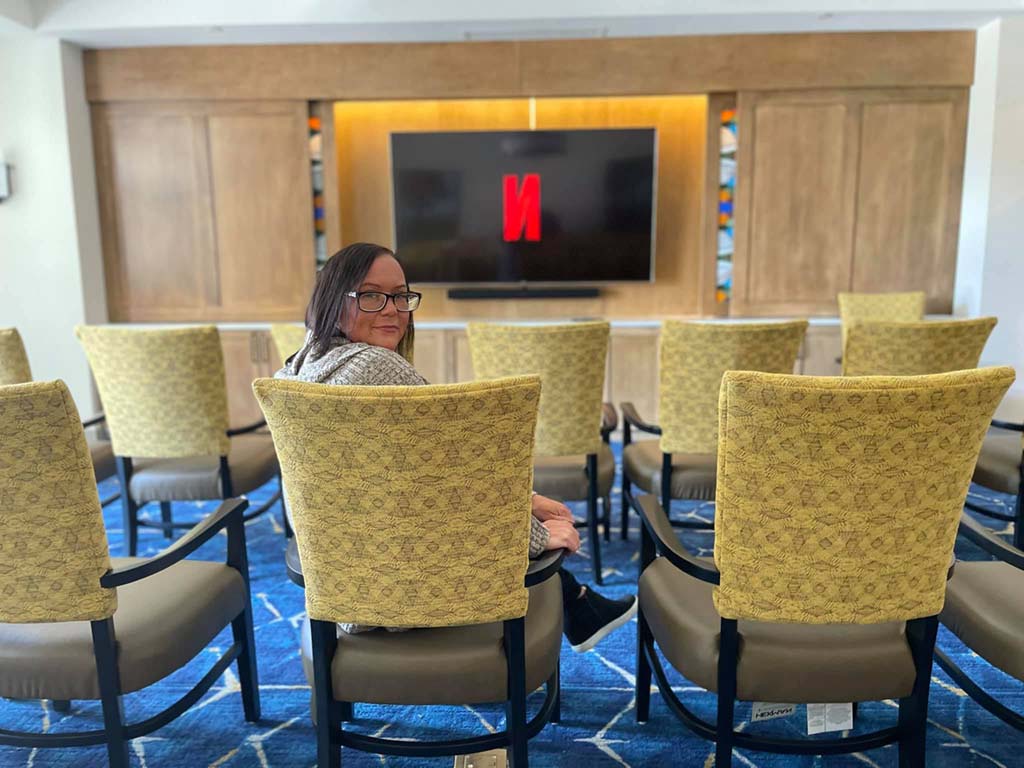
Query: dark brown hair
304,243,415,362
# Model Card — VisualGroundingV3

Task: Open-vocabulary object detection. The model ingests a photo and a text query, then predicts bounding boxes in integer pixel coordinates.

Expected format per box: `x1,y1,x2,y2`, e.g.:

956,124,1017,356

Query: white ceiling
3,0,1023,47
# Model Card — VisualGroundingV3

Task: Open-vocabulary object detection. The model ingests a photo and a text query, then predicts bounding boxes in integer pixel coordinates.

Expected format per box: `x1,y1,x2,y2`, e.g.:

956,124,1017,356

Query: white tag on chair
807,703,854,735
455,749,508,768
751,702,797,722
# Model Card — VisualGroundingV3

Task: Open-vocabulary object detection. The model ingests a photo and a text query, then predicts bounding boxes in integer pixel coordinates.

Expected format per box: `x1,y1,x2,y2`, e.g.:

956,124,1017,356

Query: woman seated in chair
276,242,636,652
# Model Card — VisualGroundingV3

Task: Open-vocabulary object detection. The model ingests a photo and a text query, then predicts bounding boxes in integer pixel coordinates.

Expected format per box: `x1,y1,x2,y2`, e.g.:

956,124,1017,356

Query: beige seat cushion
623,440,717,501
129,432,279,503
88,436,117,483
0,558,246,700
941,560,1024,682
300,574,562,705
972,429,1022,495
639,557,917,703
531,442,614,500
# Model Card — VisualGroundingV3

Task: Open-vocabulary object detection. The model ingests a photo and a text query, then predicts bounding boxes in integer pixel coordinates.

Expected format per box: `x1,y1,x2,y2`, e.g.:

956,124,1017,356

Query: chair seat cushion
88,436,116,483
972,429,1022,495
300,573,562,705
623,440,717,500
531,442,614,500
940,560,1024,682
129,432,279,503
639,557,916,703
0,558,245,700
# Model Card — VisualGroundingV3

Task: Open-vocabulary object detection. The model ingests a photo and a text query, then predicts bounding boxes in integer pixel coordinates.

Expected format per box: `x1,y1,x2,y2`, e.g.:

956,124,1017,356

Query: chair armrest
636,494,719,584
990,419,1024,433
525,548,566,587
959,514,1024,571
100,498,249,588
600,403,618,443
286,537,305,588
620,402,661,436
81,413,106,429
227,419,267,437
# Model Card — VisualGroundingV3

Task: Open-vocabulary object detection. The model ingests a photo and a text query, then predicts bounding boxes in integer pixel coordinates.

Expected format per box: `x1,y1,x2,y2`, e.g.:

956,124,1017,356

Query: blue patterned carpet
1,442,1021,767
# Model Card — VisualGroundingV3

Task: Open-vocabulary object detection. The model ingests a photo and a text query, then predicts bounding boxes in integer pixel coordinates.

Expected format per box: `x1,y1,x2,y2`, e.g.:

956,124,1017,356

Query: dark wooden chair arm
959,514,1024,571
600,403,618,442
990,419,1024,433
636,494,719,584
100,498,249,587
227,419,267,437
620,402,661,436
525,548,566,587
81,413,106,429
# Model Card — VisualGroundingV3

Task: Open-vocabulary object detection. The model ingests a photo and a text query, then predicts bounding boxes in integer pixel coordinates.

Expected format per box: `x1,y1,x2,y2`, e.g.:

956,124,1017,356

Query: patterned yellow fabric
0,381,115,623
253,375,541,627
838,291,926,351
842,317,997,377
658,320,807,454
0,328,32,386
467,322,608,457
269,324,308,363
76,325,231,458
714,367,1015,624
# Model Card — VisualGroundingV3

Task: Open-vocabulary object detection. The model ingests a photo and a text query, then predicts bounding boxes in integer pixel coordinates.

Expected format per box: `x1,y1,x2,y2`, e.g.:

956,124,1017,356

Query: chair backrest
0,327,32,385
658,320,807,454
467,322,608,457
0,381,115,623
842,317,997,377
838,291,926,351
714,366,1015,625
76,325,231,458
269,323,308,364
254,375,541,627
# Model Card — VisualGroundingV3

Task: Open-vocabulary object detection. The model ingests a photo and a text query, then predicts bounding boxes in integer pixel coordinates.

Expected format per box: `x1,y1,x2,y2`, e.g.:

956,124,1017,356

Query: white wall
0,38,105,411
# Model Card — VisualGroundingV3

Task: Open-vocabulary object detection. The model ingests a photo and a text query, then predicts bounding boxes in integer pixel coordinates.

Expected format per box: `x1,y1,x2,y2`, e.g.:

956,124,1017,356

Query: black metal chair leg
505,617,528,768
50,699,71,713
91,619,130,768
1013,476,1022,550
160,501,173,540
550,662,561,724
311,619,341,768
715,618,739,768
339,701,353,722
898,617,938,768
636,610,652,723
603,495,612,542
621,474,632,541
115,458,138,557
231,609,261,722
586,454,603,585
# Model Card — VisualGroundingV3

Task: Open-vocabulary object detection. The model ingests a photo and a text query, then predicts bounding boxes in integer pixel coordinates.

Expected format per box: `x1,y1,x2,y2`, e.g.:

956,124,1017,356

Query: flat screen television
390,128,656,284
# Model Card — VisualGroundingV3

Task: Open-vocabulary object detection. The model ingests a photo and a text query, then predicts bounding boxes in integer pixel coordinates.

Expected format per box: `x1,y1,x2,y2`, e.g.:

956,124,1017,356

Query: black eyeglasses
345,290,422,312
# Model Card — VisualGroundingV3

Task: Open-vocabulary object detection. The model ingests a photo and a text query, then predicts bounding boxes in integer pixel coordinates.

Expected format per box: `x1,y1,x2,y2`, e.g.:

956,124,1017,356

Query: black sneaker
564,589,637,653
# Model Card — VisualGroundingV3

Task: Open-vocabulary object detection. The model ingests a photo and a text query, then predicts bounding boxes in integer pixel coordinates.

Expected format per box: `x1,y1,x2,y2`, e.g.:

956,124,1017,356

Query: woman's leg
558,567,637,653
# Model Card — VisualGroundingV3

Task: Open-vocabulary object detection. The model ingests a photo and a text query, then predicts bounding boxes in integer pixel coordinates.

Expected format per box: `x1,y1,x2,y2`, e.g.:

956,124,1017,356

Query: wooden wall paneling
311,101,343,256
451,330,474,383
608,327,660,426
731,90,861,316
799,325,843,376
221,330,266,428
411,328,448,384
850,89,968,314
206,101,315,320
84,33,975,103
92,105,219,321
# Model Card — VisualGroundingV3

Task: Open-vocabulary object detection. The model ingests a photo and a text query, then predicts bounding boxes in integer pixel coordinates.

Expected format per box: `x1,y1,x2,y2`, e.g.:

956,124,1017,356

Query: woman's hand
543,519,580,553
531,493,574,523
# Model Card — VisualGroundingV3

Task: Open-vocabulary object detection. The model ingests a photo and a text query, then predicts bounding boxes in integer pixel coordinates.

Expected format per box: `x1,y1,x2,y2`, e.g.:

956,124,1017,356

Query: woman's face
341,254,411,351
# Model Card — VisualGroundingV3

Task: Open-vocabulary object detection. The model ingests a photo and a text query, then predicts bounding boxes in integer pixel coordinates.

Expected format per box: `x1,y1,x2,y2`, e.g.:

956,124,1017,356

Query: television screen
391,129,656,284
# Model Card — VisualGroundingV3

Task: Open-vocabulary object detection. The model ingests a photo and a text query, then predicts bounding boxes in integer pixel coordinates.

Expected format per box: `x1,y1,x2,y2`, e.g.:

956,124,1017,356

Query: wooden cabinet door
221,330,267,429
412,329,448,384
93,106,219,321
207,103,315,320
851,90,967,313
732,91,860,316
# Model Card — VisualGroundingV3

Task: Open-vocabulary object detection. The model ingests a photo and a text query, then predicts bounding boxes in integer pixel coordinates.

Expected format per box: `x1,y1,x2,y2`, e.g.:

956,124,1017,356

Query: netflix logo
502,173,541,242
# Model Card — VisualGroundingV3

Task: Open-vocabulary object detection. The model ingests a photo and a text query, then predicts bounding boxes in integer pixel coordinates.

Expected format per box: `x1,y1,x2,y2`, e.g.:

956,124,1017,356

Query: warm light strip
529,97,536,130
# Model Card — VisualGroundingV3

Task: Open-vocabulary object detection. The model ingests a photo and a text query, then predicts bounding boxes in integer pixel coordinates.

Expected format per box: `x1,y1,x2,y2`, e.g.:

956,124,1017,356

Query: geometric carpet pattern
0,441,1021,767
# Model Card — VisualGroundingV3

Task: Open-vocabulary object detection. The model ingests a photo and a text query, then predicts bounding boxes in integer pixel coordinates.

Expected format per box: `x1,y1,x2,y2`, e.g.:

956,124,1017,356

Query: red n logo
502,173,541,242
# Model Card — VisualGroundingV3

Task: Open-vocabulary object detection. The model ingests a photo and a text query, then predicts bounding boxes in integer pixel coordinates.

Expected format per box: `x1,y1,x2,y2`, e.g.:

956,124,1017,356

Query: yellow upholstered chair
621,319,806,539
841,316,997,377
269,323,308,364
635,366,1015,767
467,321,614,584
254,375,562,768
0,327,118,504
76,326,281,555
0,380,259,768
838,290,926,353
